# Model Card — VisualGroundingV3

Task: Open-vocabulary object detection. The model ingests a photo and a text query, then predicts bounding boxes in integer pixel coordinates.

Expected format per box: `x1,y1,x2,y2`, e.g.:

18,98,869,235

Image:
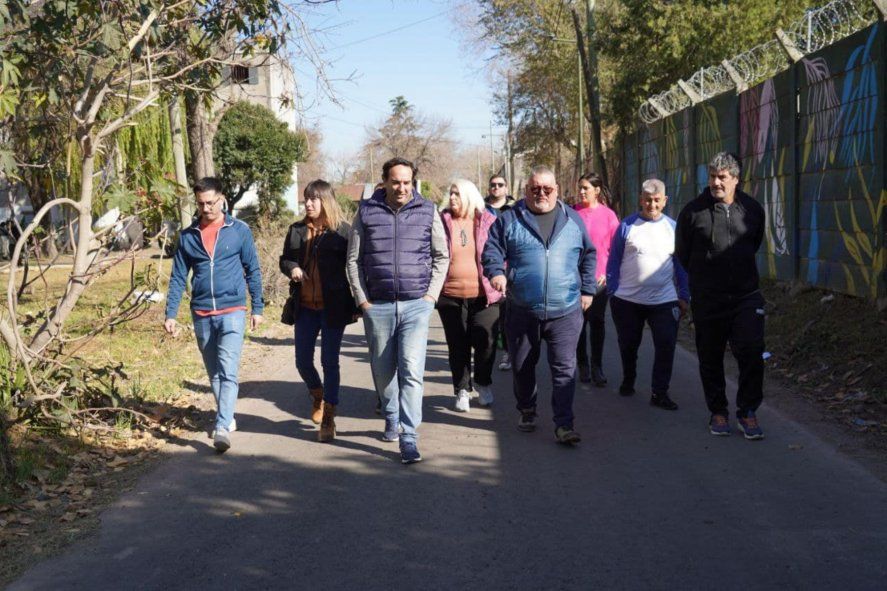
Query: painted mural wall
622,22,885,300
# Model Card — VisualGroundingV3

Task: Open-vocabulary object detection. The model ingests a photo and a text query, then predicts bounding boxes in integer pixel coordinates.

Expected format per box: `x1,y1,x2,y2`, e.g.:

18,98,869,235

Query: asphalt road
8,314,887,590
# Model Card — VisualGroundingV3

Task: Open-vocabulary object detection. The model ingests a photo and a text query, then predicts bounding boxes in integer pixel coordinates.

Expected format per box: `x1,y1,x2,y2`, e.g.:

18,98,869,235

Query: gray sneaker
213,429,231,453
382,418,400,442
476,384,494,407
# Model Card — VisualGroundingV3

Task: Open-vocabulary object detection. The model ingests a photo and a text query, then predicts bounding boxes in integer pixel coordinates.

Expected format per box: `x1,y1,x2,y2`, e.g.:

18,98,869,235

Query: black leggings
437,294,501,393
576,291,608,369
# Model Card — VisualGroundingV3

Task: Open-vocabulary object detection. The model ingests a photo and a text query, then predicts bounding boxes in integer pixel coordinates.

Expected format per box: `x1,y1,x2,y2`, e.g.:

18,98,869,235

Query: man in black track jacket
675,152,767,440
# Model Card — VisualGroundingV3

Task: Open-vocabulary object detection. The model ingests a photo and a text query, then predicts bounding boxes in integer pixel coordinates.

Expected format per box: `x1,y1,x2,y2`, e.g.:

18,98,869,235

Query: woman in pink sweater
574,172,620,386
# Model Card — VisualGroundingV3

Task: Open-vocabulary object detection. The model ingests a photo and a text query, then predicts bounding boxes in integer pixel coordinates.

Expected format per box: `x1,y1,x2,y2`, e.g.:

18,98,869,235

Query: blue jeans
362,298,434,443
192,309,246,431
294,308,346,404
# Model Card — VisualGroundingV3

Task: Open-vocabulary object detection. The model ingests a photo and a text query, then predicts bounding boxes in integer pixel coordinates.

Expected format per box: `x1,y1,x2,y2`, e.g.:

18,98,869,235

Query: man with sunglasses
164,177,264,453
485,175,515,215
482,166,596,445
485,175,516,370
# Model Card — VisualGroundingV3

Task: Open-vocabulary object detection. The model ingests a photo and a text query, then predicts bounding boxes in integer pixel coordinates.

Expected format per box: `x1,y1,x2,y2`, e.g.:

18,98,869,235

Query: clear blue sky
296,0,505,168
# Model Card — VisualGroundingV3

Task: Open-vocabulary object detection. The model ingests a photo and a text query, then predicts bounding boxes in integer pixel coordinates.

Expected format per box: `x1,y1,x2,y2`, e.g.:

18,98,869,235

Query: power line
326,8,454,52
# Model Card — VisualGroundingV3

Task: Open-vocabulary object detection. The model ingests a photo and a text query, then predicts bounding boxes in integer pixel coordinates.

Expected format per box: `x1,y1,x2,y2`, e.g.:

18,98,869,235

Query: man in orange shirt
164,177,264,452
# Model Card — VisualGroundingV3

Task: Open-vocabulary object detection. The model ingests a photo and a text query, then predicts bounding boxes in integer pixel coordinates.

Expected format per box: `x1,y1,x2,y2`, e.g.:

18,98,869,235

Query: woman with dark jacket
279,180,356,442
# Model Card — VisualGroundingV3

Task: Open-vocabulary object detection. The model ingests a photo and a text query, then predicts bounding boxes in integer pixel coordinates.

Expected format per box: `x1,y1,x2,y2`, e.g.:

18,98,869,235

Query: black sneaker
619,382,635,396
517,411,536,432
650,393,679,410
591,365,608,387
555,426,581,445
400,440,422,464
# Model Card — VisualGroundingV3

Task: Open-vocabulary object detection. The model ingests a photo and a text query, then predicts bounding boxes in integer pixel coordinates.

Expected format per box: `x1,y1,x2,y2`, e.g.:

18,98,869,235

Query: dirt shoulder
0,317,286,587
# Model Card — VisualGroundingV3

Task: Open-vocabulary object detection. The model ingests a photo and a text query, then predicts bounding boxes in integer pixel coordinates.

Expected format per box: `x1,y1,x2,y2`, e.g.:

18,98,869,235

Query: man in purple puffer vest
346,158,449,464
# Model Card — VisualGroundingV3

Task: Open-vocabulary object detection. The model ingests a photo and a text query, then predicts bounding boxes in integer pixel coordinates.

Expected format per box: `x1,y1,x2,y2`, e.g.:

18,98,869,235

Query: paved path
9,315,887,590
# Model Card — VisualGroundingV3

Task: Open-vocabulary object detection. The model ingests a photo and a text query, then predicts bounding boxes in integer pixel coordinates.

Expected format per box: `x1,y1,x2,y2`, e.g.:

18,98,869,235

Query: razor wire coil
639,0,879,124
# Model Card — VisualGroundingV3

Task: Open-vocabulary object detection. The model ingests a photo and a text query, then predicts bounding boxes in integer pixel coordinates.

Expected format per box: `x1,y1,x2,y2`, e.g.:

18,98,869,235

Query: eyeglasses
490,182,506,188
196,197,222,209
530,186,555,196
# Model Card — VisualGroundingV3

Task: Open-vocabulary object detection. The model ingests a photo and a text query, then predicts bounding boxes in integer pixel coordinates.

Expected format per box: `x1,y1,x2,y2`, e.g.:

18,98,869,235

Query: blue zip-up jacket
165,214,264,319
482,200,596,319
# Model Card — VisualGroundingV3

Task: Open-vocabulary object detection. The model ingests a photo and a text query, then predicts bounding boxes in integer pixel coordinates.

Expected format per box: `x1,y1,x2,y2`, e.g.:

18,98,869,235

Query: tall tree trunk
29,142,100,354
168,95,192,227
570,3,608,187
185,92,216,180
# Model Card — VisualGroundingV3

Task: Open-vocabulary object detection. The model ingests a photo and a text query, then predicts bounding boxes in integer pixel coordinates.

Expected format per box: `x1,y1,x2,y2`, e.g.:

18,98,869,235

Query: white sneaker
211,418,237,439
454,389,471,413
476,384,494,407
498,353,511,371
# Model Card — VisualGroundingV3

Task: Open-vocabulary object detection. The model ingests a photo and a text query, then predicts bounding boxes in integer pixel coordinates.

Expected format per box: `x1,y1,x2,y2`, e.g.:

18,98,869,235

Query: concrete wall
621,22,885,300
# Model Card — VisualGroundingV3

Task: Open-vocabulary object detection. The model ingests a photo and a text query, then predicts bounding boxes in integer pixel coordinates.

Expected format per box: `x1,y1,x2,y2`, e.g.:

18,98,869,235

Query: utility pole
507,76,516,195
368,146,375,181
489,121,495,175
577,50,585,175
570,0,607,186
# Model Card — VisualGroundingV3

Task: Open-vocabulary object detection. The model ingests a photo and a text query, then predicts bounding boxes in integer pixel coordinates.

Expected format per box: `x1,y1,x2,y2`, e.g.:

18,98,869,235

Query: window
230,65,250,84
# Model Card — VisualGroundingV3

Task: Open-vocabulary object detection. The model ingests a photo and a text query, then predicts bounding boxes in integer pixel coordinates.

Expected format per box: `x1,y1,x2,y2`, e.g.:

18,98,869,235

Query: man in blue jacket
482,165,596,445
164,177,264,453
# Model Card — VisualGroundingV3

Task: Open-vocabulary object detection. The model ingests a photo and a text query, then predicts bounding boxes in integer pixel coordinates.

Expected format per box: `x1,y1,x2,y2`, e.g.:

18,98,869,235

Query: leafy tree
472,0,823,167
596,0,819,130
0,0,287,476
214,101,307,217
358,97,455,199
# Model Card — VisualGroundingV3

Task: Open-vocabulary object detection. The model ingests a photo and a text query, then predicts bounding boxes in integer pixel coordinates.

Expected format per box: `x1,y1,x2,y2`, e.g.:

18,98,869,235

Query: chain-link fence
639,0,881,124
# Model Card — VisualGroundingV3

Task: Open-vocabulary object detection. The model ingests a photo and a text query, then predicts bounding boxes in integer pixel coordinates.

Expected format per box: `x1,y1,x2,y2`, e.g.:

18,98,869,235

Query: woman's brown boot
318,402,336,442
310,387,324,424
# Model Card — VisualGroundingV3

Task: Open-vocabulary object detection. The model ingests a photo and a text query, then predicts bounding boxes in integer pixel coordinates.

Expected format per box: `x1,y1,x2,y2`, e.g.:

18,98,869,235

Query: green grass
13,254,207,404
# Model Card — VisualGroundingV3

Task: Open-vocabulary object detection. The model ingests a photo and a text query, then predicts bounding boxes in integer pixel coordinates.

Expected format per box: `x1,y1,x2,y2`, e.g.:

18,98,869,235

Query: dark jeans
692,292,765,417
437,294,500,394
577,291,608,370
506,305,583,429
294,307,346,405
610,296,679,396
498,299,508,352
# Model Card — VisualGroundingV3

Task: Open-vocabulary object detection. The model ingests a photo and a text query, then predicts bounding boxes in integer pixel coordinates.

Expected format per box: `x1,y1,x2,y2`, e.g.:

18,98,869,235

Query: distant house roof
338,183,375,202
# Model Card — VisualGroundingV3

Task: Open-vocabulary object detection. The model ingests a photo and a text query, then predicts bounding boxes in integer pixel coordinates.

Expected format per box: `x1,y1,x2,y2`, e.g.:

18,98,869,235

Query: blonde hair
303,179,346,230
448,178,486,219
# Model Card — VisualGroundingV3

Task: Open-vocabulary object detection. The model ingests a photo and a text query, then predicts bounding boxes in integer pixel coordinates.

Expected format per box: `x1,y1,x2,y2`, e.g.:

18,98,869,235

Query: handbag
280,293,297,325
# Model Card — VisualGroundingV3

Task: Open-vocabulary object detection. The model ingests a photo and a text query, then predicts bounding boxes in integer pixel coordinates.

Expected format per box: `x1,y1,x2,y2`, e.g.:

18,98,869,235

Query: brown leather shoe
318,402,336,442
310,387,324,424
